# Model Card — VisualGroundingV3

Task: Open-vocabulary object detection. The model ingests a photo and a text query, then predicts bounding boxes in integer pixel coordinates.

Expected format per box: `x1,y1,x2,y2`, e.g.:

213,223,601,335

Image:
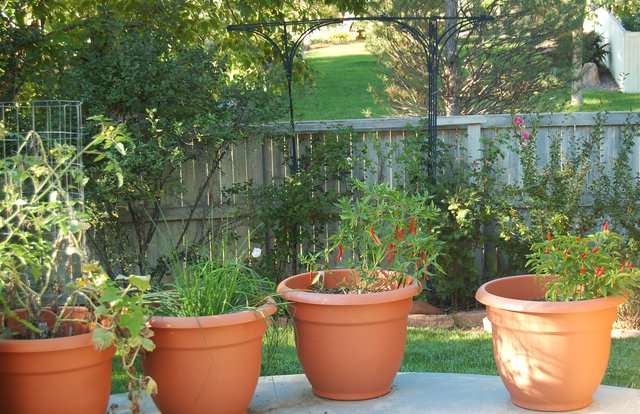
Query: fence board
120,112,640,268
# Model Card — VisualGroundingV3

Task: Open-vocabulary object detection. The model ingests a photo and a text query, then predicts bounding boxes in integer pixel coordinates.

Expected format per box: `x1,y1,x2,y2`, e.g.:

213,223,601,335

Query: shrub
582,31,608,67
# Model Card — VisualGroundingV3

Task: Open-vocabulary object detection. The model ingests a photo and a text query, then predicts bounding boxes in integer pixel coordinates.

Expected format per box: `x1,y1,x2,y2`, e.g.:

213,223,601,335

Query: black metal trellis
228,15,493,181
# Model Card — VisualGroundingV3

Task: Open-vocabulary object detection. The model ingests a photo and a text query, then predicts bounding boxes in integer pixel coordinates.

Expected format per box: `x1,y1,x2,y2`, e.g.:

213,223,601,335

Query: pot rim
0,329,97,351
0,306,95,350
148,299,277,329
475,274,627,313
276,268,421,305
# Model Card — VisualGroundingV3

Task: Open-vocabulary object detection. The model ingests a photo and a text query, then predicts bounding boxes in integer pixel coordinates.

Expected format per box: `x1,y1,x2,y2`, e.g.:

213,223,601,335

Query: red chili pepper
576,237,581,242
386,244,397,264
591,246,600,254
395,225,405,241
628,261,634,270
603,221,609,232
564,247,571,255
335,243,343,261
595,267,605,277
581,252,587,258
547,232,552,241
409,217,417,235
580,266,586,274
370,226,382,246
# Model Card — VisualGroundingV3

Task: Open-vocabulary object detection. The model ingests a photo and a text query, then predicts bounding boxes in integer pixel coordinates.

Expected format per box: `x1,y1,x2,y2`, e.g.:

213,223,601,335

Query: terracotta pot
277,269,421,400
143,301,277,414
0,308,114,414
476,274,626,412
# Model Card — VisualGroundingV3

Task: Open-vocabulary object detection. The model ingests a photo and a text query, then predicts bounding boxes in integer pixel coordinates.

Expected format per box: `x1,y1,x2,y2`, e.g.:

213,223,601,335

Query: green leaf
115,142,126,155
129,274,151,291
146,377,158,395
119,307,145,337
92,327,115,350
100,285,121,303
142,337,156,351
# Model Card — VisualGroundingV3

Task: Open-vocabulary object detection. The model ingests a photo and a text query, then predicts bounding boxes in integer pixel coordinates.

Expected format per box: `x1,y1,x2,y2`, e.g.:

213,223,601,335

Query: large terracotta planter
0,308,115,414
143,301,277,414
476,274,626,412
277,269,421,400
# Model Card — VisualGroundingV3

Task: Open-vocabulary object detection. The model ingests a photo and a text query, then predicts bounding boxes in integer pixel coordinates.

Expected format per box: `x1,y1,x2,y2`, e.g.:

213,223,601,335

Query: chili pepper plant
303,180,444,292
527,222,640,301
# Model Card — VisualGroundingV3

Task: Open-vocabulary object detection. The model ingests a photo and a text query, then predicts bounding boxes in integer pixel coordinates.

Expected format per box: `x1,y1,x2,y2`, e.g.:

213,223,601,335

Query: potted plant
0,124,154,414
476,222,640,411
277,180,443,400
142,249,277,414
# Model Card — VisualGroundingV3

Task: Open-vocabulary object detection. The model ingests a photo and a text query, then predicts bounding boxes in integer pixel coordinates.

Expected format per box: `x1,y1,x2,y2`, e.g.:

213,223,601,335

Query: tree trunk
571,26,584,106
442,0,461,115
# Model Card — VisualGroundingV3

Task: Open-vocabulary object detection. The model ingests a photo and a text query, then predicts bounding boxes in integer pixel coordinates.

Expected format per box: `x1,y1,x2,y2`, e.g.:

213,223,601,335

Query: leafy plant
527,222,640,301
149,249,275,317
0,119,154,414
582,31,609,67
238,130,353,283
70,269,156,413
379,122,515,309
304,180,444,292
620,12,640,31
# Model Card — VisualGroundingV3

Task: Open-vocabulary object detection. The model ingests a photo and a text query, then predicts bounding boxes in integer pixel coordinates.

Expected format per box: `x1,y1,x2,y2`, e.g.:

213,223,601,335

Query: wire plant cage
0,100,84,200
0,100,84,298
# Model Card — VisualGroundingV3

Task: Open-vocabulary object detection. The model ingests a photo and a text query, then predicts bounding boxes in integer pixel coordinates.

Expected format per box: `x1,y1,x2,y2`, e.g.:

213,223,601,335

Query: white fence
594,8,640,93
123,112,640,268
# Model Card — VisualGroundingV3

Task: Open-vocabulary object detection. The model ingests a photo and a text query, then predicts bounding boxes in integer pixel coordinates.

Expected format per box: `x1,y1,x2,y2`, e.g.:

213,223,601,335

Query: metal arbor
228,15,493,181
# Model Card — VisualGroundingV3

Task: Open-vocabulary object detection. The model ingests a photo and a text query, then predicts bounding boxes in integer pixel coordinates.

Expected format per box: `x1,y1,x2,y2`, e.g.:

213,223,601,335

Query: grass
111,326,640,394
295,41,640,120
296,42,391,120
570,89,640,112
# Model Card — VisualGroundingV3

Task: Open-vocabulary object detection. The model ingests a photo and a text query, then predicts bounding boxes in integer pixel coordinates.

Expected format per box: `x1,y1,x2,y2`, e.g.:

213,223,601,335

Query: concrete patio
108,372,640,413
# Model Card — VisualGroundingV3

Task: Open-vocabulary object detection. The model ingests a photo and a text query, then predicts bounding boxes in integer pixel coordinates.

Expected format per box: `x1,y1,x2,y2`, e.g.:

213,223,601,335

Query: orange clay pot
476,274,626,412
0,308,115,414
143,301,277,414
277,269,421,400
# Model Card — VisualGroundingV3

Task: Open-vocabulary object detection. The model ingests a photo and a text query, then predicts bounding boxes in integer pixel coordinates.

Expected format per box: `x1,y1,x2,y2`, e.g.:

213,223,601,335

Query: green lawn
296,42,391,120
296,42,640,120
571,89,640,112
112,327,640,394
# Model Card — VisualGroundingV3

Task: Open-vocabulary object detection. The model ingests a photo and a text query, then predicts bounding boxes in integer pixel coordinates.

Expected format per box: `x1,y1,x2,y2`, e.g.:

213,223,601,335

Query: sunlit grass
573,89,640,112
295,42,640,120
296,41,391,120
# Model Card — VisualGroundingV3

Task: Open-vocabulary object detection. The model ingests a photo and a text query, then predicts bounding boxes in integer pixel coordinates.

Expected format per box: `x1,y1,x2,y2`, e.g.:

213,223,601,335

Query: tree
369,0,586,115
1,0,370,101
1,0,370,278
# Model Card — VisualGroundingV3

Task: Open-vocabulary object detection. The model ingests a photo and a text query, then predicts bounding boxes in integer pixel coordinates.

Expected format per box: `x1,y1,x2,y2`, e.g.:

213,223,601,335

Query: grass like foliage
150,257,274,317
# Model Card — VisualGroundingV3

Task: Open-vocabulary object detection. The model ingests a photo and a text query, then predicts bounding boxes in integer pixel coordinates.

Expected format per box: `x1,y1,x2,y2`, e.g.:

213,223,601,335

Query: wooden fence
125,111,640,268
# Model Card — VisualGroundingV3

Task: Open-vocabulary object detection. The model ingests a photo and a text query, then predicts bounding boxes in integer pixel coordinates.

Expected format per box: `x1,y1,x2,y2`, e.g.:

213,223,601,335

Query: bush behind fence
114,111,640,309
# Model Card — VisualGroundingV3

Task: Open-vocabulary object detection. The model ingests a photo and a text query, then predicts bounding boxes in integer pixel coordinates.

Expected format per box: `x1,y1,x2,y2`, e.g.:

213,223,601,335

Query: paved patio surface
108,372,640,413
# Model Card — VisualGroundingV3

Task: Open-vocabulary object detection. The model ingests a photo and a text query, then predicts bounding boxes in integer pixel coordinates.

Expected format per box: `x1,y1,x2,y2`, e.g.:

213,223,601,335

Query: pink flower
522,131,530,140
513,117,524,126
